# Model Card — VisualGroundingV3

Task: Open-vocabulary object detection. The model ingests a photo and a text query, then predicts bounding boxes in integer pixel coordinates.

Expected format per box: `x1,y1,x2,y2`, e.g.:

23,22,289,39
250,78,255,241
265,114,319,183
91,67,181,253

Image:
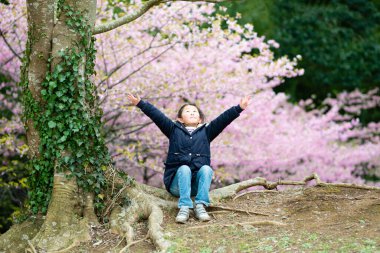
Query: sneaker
194,204,211,222
175,206,190,223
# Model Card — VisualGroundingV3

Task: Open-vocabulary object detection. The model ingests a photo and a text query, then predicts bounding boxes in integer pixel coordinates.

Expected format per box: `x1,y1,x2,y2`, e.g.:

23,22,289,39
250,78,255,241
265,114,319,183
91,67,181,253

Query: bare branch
105,122,153,144
94,0,162,35
0,29,22,60
94,0,233,35
108,42,177,90
97,42,170,88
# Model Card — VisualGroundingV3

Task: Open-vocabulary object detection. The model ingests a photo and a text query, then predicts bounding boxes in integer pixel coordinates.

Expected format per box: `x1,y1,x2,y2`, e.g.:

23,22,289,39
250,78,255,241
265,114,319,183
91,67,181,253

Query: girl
127,93,250,223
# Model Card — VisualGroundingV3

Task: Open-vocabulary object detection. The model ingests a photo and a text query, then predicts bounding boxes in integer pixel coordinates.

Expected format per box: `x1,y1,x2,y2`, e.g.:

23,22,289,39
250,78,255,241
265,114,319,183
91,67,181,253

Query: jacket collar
174,121,206,135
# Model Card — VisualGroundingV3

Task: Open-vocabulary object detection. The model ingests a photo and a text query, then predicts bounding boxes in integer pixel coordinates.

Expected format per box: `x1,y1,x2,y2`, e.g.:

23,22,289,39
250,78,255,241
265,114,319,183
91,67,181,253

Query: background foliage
219,0,380,122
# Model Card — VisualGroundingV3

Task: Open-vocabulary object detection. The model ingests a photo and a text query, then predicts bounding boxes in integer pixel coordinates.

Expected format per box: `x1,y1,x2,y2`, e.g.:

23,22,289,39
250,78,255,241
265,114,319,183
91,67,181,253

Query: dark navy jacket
137,100,243,191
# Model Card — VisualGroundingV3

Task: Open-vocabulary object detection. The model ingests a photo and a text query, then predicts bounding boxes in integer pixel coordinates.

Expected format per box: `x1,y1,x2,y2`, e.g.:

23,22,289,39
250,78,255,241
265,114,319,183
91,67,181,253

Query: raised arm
127,93,174,138
206,96,250,142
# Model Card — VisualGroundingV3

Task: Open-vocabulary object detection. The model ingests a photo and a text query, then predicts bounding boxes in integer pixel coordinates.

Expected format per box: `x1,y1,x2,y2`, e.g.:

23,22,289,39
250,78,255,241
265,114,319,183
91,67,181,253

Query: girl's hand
127,93,141,106
239,95,251,110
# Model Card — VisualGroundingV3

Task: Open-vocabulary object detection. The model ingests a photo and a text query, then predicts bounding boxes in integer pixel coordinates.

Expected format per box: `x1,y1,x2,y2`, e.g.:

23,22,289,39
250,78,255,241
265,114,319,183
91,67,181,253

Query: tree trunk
17,0,102,251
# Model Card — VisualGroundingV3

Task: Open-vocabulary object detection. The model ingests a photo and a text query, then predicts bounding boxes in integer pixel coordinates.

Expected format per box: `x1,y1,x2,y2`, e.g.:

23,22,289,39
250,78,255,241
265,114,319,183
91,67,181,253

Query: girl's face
177,105,202,127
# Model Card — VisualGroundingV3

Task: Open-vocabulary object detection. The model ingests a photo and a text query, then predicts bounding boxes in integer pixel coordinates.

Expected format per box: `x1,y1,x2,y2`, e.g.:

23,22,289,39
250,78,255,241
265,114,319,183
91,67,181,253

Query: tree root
109,186,171,252
138,182,177,201
83,192,100,226
210,173,380,203
26,240,37,253
106,173,380,252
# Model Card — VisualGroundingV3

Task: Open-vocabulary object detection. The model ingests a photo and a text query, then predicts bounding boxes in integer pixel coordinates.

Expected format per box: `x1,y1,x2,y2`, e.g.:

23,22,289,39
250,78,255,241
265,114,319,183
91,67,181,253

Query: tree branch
0,29,22,60
94,0,233,35
94,0,162,35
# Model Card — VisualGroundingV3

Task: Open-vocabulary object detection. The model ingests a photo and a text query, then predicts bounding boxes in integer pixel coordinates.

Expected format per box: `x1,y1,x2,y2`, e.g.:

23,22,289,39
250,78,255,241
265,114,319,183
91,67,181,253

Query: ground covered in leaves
79,185,380,252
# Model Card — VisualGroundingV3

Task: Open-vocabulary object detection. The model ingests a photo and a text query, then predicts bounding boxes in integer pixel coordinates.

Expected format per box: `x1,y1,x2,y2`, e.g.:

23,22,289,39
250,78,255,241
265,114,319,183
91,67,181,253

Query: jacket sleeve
206,105,243,142
136,100,174,138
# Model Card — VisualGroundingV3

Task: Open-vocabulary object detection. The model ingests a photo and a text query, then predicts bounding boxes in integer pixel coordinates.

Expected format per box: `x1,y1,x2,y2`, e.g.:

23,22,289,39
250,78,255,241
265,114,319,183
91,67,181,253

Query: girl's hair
177,103,205,123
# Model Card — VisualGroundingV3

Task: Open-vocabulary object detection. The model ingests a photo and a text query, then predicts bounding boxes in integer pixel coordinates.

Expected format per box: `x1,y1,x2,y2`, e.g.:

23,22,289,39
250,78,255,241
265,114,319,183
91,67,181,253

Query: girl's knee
199,165,213,176
177,165,191,175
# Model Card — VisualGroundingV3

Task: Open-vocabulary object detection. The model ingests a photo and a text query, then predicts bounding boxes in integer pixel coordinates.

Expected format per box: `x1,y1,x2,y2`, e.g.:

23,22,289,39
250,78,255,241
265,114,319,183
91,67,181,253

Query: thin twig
119,234,149,253
233,221,286,227
187,220,285,230
209,206,270,216
108,42,178,89
0,29,22,60
208,211,230,215
233,190,279,201
104,185,128,217
111,236,126,251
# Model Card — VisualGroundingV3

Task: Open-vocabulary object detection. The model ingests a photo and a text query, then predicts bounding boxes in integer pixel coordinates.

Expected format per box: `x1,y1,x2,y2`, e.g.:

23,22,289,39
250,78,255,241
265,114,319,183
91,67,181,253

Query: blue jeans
169,165,213,208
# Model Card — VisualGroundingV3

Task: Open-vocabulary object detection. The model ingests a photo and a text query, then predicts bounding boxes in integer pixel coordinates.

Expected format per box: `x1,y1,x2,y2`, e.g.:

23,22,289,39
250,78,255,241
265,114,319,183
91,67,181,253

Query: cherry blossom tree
1,0,379,251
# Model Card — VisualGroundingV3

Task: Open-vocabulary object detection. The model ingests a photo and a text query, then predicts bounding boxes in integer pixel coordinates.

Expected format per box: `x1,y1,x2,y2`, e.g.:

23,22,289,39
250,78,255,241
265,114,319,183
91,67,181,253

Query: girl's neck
183,123,198,128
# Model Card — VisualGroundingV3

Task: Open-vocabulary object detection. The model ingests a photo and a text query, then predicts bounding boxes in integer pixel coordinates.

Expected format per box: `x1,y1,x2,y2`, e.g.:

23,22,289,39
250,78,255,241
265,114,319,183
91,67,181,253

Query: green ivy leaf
58,135,67,143
59,74,66,82
63,156,70,163
48,121,56,128
56,65,63,73
49,81,57,89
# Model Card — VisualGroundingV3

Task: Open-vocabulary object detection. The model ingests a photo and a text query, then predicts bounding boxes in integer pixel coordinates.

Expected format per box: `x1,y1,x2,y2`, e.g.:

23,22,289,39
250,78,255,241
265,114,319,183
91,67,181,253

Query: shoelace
178,208,189,216
196,205,207,214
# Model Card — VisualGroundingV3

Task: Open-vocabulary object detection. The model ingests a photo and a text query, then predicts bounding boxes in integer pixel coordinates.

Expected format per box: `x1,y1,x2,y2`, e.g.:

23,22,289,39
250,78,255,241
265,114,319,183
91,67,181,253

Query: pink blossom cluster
0,0,27,165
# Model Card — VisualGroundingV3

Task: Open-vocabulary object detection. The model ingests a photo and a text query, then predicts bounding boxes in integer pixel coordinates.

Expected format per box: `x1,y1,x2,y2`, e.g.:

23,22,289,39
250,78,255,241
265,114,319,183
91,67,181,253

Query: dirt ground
82,185,380,253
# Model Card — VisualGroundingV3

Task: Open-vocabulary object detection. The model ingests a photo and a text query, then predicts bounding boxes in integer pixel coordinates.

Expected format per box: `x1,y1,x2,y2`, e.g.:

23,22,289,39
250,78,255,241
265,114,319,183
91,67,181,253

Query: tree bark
25,0,55,158
23,0,102,251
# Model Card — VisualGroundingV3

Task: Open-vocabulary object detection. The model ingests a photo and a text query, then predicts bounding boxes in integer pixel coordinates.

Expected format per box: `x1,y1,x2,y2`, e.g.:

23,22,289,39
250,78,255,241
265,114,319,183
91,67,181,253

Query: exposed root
137,182,177,202
209,205,270,216
210,177,267,202
300,173,380,191
210,173,380,203
109,186,171,252
109,206,128,238
109,203,138,244
83,192,100,226
147,204,168,251
27,240,37,253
